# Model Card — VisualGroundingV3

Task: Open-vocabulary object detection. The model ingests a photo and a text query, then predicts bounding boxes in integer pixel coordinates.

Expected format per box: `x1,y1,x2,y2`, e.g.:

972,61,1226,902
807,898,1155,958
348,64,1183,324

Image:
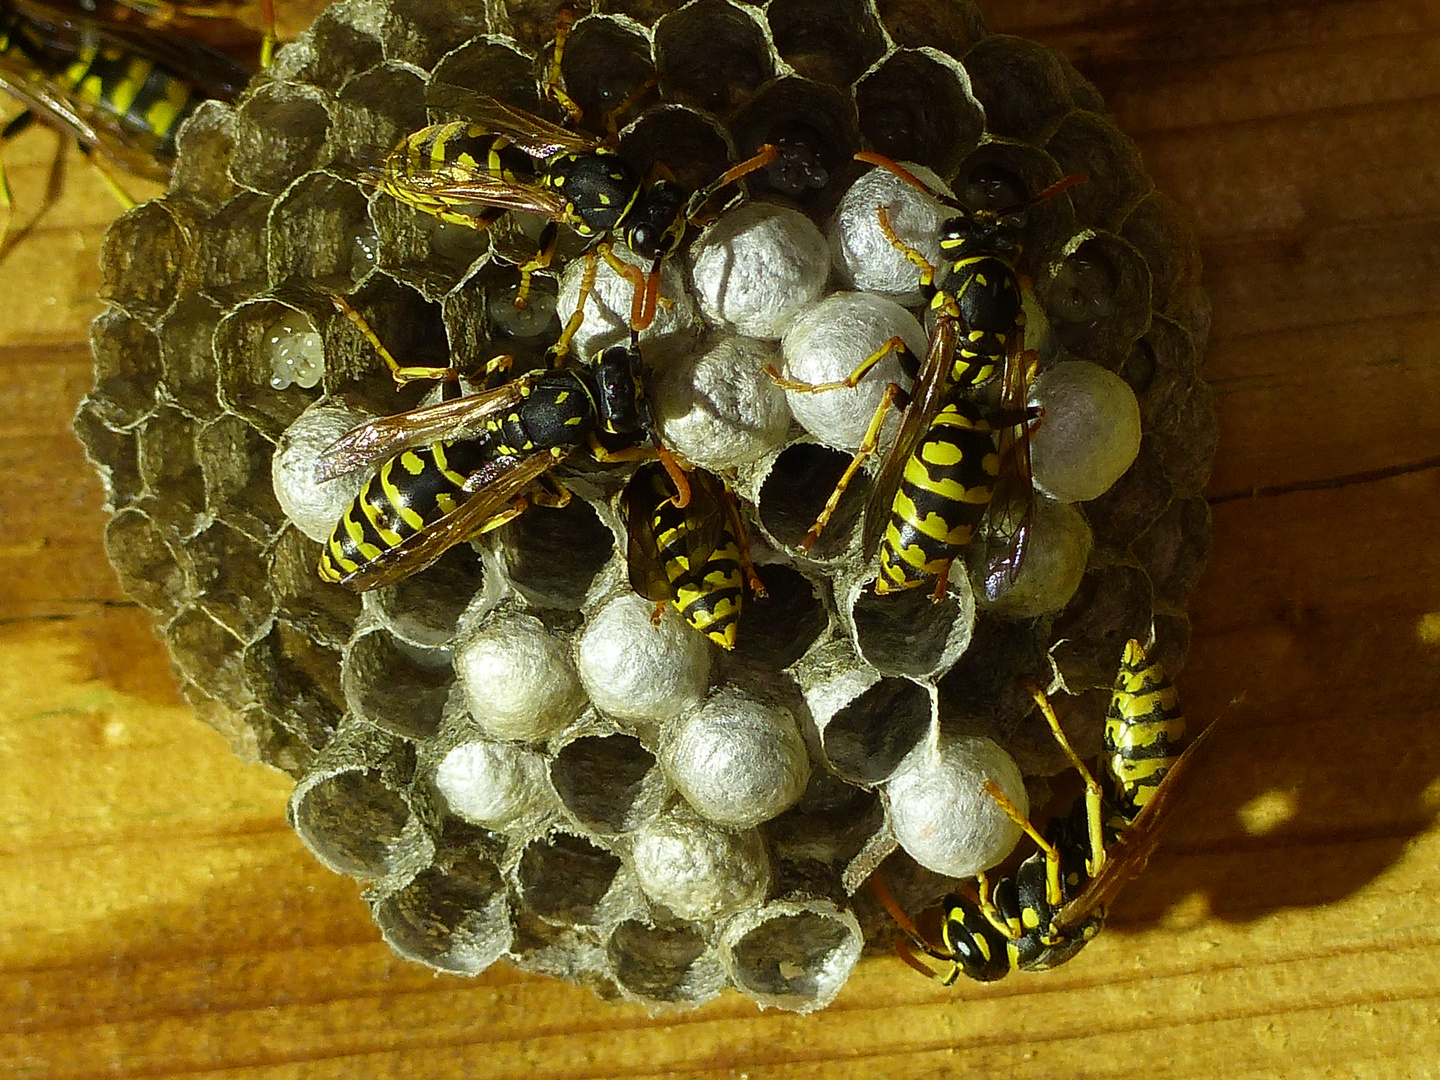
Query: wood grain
4,1,1440,1076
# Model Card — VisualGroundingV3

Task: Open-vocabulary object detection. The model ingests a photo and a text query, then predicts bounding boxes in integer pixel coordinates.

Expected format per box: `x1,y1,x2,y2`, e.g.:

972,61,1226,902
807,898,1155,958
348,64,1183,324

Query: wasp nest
77,0,1213,1012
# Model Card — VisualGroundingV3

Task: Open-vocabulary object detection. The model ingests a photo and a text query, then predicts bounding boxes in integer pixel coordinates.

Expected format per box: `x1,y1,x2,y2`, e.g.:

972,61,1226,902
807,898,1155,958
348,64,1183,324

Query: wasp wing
622,466,732,601
424,85,601,158
9,0,253,101
338,451,557,591
980,343,1039,599
0,53,174,179
376,164,574,221
315,375,535,482
621,475,674,603
1050,720,1222,935
861,315,959,559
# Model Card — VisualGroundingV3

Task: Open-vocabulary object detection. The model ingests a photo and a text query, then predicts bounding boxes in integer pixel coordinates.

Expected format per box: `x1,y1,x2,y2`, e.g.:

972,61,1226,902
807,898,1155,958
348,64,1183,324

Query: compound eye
629,225,655,256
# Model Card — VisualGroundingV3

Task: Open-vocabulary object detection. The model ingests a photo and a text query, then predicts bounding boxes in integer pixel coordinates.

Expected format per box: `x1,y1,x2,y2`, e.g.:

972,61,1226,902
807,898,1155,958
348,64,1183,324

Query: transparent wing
424,86,602,158
0,55,172,180
981,343,1039,599
861,315,959,559
314,375,535,482
1051,720,1221,935
339,451,556,591
377,165,575,221
9,0,253,101
621,478,673,603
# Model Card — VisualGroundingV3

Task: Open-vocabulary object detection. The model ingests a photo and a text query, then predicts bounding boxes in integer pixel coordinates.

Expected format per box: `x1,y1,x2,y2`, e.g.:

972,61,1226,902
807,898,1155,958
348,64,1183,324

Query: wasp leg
763,334,912,395
874,204,940,294
649,600,667,626
983,779,1066,910
718,482,766,598
542,7,585,124
601,76,660,140
594,242,652,331
74,142,139,210
528,473,573,510
473,498,532,536
972,870,1021,940
258,0,277,68
330,294,460,387
550,248,598,363
1024,680,1108,878
514,221,560,312
795,379,907,553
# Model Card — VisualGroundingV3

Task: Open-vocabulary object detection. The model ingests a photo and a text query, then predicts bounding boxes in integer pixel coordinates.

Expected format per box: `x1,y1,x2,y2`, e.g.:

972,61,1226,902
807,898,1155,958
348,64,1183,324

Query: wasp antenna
854,151,962,208
657,446,692,509
1013,172,1088,213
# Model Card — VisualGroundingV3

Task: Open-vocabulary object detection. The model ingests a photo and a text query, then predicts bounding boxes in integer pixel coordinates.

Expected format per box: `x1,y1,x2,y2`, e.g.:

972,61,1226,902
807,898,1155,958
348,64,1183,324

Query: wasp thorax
83,0,1214,1010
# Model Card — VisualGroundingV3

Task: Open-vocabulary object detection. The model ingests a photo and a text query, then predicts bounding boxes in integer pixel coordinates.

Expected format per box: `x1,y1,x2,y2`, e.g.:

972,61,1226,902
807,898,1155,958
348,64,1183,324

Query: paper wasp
872,638,1217,982
769,155,1082,599
373,89,776,336
0,0,263,224
315,298,684,592
621,460,764,650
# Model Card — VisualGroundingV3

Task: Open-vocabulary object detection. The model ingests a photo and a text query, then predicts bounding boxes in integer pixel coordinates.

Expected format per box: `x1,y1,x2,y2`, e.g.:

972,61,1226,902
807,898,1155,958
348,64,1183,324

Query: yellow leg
330,294,458,387
1024,681,1108,879
75,144,137,210
764,335,911,395
795,380,905,552
875,205,938,290
601,75,659,139
514,221,559,311
543,9,584,123
258,0,277,68
983,779,1065,910
551,248,598,363
474,498,531,535
528,475,573,509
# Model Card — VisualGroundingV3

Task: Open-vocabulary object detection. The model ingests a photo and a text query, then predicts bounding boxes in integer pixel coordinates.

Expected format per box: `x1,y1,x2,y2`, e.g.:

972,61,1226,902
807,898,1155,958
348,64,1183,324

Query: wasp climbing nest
76,0,1214,1013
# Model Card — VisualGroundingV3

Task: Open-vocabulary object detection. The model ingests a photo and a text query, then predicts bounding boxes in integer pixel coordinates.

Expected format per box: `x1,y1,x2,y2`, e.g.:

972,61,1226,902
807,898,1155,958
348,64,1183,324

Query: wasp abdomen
876,398,1000,593
318,439,491,584
1105,639,1187,822
64,46,199,148
652,496,744,649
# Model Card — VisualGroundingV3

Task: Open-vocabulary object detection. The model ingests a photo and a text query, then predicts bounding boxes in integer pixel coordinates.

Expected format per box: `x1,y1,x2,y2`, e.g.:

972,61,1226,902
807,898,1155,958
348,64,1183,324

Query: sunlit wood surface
3,1,1439,1076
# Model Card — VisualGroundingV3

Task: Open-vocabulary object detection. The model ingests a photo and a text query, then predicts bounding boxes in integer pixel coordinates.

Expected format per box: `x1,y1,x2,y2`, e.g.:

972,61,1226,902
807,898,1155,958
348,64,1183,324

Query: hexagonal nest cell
78,0,1214,1012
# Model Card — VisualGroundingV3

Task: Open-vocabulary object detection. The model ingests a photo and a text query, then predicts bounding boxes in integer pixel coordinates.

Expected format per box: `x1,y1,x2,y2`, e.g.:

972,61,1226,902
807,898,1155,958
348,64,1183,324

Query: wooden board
4,1,1440,1075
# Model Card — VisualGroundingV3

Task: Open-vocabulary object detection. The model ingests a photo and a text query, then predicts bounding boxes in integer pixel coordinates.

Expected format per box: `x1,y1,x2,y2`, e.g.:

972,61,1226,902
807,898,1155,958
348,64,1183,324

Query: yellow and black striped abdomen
61,44,201,152
380,122,537,228
876,397,1000,594
1104,639,1187,825
623,464,746,649
319,439,491,585
648,487,745,650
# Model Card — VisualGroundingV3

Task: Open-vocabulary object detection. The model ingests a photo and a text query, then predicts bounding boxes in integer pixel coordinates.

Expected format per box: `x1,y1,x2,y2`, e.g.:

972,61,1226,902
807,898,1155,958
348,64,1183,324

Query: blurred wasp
314,297,690,592
769,154,1083,599
373,89,776,340
871,638,1218,982
621,460,764,650
0,0,266,249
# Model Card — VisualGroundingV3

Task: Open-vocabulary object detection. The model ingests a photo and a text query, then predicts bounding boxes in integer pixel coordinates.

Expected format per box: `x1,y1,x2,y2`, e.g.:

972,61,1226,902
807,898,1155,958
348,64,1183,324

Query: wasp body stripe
877,399,1000,592
321,438,492,584
1104,639,1187,821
